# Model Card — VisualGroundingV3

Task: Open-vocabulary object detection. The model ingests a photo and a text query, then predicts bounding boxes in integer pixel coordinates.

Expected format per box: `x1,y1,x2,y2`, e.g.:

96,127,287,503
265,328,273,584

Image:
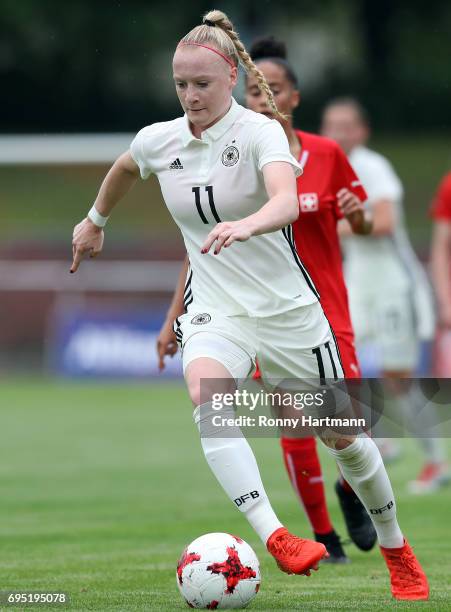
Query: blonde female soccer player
159,36,376,562
71,10,428,599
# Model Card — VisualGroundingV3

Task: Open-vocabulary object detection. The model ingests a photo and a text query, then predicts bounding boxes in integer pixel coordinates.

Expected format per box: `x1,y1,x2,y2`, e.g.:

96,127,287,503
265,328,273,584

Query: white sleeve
253,120,303,177
129,126,155,180
366,156,403,202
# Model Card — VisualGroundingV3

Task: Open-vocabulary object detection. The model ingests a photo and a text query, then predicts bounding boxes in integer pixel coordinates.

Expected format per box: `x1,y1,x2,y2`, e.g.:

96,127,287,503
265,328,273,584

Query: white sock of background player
398,383,446,464
194,402,283,544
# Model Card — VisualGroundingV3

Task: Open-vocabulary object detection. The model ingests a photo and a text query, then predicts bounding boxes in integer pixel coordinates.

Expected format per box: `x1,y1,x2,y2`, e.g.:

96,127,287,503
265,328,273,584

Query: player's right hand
337,188,364,216
156,319,179,370
201,220,253,255
71,218,104,273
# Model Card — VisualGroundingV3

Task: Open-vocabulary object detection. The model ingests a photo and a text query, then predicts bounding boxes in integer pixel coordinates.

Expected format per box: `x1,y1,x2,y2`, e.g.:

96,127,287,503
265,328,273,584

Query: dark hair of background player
249,36,299,89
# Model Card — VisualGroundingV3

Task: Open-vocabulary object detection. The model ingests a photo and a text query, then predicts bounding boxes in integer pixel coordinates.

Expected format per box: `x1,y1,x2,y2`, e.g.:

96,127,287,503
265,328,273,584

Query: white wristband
87,205,109,228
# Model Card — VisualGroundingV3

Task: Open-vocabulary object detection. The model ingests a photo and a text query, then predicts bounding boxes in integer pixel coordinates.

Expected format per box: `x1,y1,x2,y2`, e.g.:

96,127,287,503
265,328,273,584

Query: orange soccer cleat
267,527,328,575
380,539,429,601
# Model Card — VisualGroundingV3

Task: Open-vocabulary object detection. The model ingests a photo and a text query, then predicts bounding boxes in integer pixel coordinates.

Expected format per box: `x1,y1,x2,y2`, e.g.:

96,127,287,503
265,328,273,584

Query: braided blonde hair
180,10,285,120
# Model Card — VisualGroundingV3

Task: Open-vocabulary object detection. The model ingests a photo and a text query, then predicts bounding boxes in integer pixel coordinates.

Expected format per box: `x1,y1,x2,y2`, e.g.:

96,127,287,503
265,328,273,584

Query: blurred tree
0,0,450,132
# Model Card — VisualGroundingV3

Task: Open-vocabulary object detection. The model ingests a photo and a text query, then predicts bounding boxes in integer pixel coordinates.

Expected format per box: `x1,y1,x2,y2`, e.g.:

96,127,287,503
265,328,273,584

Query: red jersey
431,172,451,220
430,173,451,376
293,130,367,341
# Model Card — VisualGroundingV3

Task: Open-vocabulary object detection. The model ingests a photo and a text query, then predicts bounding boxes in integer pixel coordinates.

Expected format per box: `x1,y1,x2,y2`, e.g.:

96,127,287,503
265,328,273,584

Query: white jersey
342,145,435,340
130,98,319,317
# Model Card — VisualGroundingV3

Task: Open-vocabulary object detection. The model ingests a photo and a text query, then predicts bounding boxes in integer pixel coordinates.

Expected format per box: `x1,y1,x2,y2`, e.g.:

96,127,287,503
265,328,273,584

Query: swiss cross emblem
299,193,319,212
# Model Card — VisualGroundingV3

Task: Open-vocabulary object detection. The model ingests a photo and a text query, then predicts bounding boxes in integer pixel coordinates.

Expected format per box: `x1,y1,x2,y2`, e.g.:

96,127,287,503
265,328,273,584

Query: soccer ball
176,532,261,609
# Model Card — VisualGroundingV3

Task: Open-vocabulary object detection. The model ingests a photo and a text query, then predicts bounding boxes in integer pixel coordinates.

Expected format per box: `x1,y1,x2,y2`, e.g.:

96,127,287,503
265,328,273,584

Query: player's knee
185,364,236,407
187,381,226,407
187,379,203,407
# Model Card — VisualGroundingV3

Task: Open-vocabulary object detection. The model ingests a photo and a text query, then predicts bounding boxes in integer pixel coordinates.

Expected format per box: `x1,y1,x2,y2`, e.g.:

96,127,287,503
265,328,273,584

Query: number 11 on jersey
192,186,221,224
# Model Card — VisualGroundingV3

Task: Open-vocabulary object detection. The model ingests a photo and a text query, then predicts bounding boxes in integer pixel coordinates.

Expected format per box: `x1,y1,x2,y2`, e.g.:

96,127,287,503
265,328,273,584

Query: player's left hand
337,188,364,217
201,220,253,255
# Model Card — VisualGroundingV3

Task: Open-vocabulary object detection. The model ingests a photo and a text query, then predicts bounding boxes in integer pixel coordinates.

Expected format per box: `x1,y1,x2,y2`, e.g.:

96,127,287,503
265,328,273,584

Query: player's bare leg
185,355,327,575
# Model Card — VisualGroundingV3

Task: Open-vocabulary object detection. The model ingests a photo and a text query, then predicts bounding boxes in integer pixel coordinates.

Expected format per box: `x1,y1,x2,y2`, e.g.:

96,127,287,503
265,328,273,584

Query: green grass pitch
1,380,450,610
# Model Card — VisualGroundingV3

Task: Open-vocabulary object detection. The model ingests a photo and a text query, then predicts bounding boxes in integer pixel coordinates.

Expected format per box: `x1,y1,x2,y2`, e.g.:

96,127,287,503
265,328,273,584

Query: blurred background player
158,36,378,561
321,98,449,493
430,171,451,376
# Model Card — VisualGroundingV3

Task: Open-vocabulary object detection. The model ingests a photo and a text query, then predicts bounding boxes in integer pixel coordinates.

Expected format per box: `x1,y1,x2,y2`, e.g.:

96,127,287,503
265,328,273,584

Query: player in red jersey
245,37,377,558
426,171,451,487
431,172,451,331
430,172,451,485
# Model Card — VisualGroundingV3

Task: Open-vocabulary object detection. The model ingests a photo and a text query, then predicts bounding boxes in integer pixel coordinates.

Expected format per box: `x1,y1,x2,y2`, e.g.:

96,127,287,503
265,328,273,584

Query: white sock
194,403,283,544
418,437,445,464
325,436,404,548
399,385,445,464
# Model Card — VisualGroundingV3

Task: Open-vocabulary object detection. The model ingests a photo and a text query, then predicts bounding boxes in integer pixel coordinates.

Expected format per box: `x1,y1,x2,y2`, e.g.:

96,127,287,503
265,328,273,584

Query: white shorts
348,290,419,371
174,302,344,385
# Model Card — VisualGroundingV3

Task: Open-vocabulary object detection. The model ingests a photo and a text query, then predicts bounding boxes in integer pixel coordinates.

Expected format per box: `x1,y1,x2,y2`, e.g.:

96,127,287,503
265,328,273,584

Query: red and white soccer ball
176,532,261,609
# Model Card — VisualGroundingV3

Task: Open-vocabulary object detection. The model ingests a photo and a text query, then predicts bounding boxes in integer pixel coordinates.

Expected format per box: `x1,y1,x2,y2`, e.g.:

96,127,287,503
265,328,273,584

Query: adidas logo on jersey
169,158,183,169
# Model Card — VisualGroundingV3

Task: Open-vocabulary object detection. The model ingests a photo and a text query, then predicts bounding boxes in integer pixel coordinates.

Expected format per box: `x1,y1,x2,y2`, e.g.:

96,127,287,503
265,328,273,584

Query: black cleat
335,479,377,551
315,529,349,564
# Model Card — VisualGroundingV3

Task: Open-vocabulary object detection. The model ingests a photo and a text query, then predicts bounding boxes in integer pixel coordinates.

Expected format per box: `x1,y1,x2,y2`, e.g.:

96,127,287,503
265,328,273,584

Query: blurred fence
0,134,133,164
0,258,183,378
1,135,184,377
